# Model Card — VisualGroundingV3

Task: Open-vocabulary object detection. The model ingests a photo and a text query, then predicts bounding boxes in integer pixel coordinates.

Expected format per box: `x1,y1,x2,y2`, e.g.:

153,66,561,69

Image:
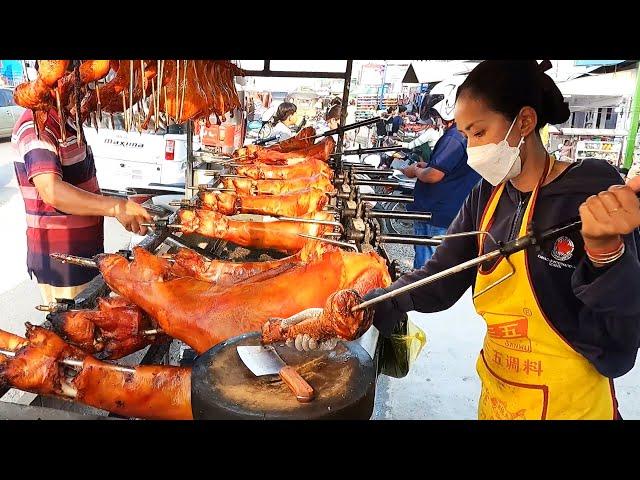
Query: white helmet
427,75,467,122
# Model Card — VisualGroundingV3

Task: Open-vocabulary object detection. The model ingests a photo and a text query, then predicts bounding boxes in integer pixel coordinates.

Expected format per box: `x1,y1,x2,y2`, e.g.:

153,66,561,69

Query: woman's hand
579,184,640,251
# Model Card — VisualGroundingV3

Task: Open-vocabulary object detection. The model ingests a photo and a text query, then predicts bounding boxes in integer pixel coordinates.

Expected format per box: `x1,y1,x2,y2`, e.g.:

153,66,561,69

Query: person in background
270,101,298,141
400,121,444,164
401,79,481,268
330,97,342,108
346,99,357,124
559,139,574,160
344,99,358,147
391,105,407,135
317,104,341,143
11,71,151,305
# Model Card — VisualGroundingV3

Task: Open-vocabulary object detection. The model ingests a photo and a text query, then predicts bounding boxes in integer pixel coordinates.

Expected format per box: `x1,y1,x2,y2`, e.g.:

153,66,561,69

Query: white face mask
466,116,525,186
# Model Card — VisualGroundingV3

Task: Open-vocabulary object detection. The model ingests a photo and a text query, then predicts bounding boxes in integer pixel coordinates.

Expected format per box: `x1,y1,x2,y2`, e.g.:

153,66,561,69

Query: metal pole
378,234,442,246
186,120,194,197
359,193,414,203
336,60,353,156
368,211,432,221
624,62,640,169
353,249,503,312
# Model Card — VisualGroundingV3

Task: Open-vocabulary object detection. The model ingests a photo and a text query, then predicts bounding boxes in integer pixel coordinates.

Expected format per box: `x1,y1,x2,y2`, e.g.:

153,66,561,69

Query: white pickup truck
83,119,200,194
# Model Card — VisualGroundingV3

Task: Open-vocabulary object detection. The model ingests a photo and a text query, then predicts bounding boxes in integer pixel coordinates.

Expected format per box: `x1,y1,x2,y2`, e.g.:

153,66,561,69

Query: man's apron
473,156,616,419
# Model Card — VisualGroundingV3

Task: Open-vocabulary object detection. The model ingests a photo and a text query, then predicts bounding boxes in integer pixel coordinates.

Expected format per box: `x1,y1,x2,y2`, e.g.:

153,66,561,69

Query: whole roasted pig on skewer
261,289,373,346
234,127,316,158
169,240,327,285
1,284,377,420
176,210,336,254
221,173,336,196
235,158,334,181
49,296,169,360
0,325,192,420
97,246,391,353
233,137,336,166
51,242,330,358
197,187,328,217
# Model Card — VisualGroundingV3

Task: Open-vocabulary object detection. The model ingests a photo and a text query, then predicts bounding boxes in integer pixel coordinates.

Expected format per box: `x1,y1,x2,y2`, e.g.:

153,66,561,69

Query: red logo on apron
487,318,528,339
551,236,574,262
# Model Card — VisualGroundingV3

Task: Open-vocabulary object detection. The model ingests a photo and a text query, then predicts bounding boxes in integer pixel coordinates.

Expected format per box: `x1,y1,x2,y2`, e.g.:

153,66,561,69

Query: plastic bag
377,314,427,378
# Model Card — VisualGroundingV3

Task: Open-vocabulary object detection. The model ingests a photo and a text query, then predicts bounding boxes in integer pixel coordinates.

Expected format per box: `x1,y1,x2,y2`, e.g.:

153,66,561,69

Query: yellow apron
473,157,617,420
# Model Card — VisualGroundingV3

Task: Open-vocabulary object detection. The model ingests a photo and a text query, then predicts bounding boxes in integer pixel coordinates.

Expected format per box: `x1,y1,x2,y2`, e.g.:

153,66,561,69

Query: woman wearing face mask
299,60,640,420
270,101,298,141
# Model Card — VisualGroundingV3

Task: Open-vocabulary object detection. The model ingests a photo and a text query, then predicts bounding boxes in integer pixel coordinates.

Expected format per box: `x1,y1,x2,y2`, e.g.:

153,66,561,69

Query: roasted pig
49,296,169,360
197,187,328,217
177,209,336,254
222,173,335,196
235,158,333,180
97,246,391,353
261,289,373,344
0,325,191,420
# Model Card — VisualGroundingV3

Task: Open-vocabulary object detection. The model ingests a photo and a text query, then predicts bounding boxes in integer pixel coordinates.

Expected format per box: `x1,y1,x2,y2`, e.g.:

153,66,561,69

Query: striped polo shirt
12,108,104,287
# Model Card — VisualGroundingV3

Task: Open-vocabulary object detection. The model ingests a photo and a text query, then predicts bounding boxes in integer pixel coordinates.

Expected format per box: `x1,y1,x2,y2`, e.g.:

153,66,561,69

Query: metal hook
471,254,516,299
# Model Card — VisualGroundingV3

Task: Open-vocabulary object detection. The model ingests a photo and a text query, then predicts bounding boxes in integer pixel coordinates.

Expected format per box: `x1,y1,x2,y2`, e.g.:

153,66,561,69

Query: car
83,114,200,195
0,87,25,139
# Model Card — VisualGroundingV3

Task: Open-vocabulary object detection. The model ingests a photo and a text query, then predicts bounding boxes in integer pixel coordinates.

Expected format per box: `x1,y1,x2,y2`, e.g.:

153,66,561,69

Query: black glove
363,288,412,338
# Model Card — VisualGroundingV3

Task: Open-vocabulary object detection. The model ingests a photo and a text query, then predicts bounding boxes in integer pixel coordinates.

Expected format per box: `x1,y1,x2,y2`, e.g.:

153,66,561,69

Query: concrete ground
1,138,639,419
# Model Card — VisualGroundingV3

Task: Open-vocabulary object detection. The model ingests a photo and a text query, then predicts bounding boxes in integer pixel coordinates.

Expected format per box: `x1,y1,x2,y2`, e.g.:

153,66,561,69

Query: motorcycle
352,152,418,236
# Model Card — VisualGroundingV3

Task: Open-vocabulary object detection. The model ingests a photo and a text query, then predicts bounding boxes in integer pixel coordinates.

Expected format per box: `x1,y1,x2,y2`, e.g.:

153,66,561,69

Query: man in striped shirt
12,107,152,305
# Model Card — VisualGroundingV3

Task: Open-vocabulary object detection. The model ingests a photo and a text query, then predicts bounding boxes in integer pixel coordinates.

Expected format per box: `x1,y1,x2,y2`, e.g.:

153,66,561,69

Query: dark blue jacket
410,125,481,228
368,159,640,378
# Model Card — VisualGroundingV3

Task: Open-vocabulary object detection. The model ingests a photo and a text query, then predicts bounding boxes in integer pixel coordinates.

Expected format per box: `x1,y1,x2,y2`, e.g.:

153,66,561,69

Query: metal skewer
296,234,358,251
73,61,83,146
330,145,411,157
140,60,147,116
352,248,503,314
129,60,134,130
350,213,600,313
35,304,80,313
0,348,135,373
50,253,97,268
96,79,102,122
268,216,344,232
55,88,66,142
295,117,382,142
179,60,187,123
122,92,129,132
175,59,180,123
50,250,174,267
140,222,182,229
